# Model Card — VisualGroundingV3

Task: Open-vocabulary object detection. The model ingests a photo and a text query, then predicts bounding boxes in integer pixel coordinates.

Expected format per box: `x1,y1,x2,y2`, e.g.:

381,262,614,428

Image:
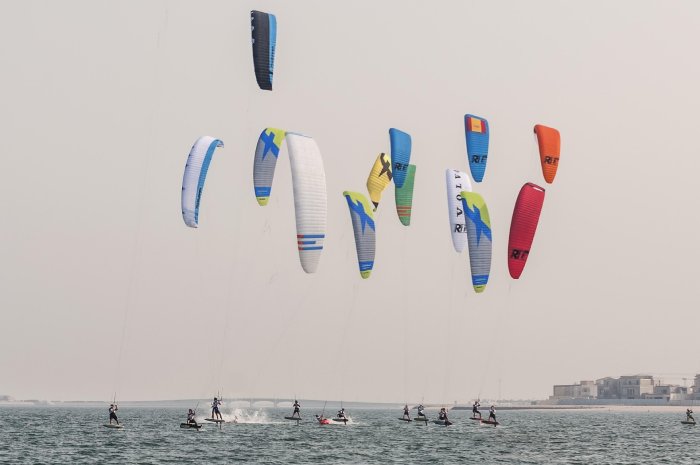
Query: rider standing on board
211,397,223,420
487,405,497,424
402,404,411,420
108,404,119,425
472,400,482,419
292,400,301,419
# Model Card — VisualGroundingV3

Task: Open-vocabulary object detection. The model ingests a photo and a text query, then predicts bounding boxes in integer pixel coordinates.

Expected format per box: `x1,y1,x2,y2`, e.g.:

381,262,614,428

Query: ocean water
0,405,697,464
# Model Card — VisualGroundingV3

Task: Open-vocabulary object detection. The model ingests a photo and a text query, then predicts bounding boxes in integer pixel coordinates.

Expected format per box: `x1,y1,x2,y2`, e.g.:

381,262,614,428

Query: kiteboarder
337,408,346,420
186,408,197,426
402,404,411,420
488,405,497,423
687,408,695,423
108,404,119,425
211,397,223,420
435,407,450,425
472,400,482,419
292,400,301,419
417,404,426,418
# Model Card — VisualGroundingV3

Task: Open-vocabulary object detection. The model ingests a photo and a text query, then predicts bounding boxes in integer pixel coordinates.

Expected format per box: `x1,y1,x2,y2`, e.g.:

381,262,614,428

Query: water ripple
1,406,698,464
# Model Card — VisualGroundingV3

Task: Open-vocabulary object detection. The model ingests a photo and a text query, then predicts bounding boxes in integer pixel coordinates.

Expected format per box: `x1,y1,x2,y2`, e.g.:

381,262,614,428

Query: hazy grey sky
2,0,699,403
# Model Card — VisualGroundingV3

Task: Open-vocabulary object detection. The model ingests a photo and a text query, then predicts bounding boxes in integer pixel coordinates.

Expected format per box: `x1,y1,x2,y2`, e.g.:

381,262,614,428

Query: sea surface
1,405,698,464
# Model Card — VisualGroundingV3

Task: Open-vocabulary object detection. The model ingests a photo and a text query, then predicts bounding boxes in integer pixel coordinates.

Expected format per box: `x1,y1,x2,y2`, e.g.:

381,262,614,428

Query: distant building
643,384,688,401
551,380,597,400
552,384,576,399
619,375,654,399
596,377,621,399
578,380,597,398
653,384,673,396
644,384,672,401
670,386,689,401
554,374,699,402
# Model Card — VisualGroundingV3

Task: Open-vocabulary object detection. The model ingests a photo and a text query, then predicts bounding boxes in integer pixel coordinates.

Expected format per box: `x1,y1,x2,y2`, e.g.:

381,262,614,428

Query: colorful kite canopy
181,136,224,228
389,128,412,188
464,114,489,182
251,10,277,91
286,133,327,273
395,164,416,226
534,124,560,184
366,153,392,211
253,128,286,206
252,130,327,273
460,191,492,293
343,191,376,279
508,183,546,279
445,169,472,253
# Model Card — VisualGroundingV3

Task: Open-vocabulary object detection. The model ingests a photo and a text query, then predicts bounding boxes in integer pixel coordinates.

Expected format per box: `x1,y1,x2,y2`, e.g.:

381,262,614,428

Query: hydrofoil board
180,423,202,429
433,420,452,426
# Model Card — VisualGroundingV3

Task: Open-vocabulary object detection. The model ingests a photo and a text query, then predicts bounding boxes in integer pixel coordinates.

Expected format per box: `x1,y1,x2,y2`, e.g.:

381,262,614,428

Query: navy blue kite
251,10,277,91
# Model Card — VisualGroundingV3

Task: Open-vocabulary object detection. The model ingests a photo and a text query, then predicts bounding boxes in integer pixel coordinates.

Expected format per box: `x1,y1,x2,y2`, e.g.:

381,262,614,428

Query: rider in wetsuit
108,404,119,425
488,405,497,423
687,408,695,422
211,397,223,420
337,408,346,419
187,408,197,425
472,400,482,419
417,404,426,418
402,404,411,420
292,400,301,419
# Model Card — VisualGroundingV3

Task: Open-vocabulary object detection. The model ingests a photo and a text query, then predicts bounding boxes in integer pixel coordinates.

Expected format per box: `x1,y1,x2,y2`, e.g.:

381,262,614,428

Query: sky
1,0,700,403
